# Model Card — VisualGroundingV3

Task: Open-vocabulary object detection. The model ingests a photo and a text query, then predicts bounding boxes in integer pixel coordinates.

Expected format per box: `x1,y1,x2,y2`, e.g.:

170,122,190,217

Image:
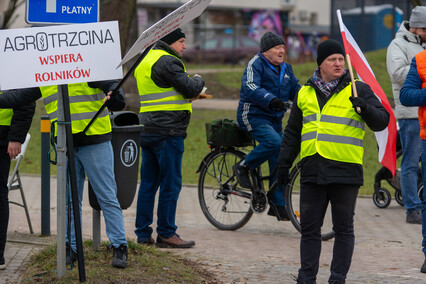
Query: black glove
276,166,289,189
349,96,367,114
269,98,285,112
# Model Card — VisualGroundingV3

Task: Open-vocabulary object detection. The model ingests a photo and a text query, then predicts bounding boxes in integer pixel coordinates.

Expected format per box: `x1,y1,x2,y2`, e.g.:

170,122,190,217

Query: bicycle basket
205,119,252,147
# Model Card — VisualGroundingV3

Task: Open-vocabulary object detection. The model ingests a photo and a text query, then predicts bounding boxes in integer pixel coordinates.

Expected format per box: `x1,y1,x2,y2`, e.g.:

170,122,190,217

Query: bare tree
2,0,24,29
100,0,137,57
100,0,140,103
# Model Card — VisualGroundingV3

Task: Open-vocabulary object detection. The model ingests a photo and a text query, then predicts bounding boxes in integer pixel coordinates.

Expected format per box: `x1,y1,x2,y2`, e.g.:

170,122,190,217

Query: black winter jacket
277,72,390,186
0,81,125,146
0,102,35,148
138,41,205,138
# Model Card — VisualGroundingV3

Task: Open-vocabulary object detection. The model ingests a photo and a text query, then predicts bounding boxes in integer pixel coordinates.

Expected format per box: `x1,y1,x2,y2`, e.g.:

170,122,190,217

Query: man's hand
8,141,22,159
189,94,213,102
104,91,113,103
269,98,285,111
276,166,289,189
349,96,367,114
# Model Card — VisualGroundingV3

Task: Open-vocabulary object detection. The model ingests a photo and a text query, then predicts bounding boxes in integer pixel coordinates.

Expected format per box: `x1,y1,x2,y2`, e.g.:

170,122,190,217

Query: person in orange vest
387,5,426,224
400,48,426,273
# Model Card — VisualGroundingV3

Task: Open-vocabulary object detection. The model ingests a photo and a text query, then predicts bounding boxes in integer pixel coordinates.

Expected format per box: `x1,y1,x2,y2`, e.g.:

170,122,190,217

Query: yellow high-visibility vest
134,49,192,113
0,92,13,126
298,83,365,165
40,83,111,136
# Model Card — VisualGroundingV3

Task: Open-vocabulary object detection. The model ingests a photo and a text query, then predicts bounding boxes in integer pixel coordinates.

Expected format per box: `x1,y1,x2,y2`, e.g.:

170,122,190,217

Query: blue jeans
135,136,184,242
66,142,127,251
399,119,421,214
245,124,285,207
297,183,359,283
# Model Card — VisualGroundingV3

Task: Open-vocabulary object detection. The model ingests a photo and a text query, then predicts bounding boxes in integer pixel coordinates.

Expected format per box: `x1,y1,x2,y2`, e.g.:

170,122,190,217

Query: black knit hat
260,32,285,52
160,28,186,45
316,39,345,66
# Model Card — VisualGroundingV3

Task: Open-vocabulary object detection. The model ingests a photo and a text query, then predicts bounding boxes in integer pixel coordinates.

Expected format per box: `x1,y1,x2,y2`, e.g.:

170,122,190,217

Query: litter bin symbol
121,140,138,167
89,111,142,210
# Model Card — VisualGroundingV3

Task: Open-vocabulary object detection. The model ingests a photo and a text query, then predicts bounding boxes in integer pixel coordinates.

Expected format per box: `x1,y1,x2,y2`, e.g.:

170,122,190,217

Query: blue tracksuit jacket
236,52,300,132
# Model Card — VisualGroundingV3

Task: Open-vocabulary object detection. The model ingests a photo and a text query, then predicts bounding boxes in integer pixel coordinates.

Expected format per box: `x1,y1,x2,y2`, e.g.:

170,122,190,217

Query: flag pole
345,53,361,113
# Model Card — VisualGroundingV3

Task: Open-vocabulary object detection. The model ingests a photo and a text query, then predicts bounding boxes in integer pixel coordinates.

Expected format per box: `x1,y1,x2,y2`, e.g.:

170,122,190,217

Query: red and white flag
337,9,397,176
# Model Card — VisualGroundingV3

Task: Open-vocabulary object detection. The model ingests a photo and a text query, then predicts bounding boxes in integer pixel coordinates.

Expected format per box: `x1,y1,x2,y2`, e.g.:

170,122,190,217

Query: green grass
22,240,214,283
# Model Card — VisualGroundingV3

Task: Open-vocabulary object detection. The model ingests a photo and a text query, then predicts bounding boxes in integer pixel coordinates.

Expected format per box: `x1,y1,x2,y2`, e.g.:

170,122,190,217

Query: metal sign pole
56,85,67,277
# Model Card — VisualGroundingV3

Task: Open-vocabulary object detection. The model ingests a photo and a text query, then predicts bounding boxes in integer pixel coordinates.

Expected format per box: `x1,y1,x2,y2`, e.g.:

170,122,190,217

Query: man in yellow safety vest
0,81,129,268
276,39,390,283
133,28,205,248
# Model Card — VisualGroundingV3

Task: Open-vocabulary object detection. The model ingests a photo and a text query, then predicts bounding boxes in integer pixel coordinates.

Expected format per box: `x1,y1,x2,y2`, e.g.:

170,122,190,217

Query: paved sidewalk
3,175,426,283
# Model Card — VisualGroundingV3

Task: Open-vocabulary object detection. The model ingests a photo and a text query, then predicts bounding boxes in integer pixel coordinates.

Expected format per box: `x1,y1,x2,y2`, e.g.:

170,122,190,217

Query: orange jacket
417,51,426,139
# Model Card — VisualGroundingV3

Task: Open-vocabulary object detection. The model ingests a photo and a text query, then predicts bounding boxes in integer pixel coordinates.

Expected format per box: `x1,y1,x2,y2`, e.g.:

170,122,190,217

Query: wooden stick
345,53,361,113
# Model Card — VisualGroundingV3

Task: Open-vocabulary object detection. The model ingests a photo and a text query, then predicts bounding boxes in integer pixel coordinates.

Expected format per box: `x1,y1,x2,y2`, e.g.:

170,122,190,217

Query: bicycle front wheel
285,163,335,241
198,148,254,230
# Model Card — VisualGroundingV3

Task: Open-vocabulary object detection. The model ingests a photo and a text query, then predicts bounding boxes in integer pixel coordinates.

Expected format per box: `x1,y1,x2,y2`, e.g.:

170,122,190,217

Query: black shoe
0,256,5,270
267,206,290,221
66,243,78,265
406,210,421,224
112,244,128,268
421,256,426,273
137,236,155,245
232,163,252,188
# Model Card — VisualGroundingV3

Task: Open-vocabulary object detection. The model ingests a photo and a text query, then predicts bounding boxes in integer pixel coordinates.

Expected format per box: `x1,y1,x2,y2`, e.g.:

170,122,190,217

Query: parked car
183,35,260,65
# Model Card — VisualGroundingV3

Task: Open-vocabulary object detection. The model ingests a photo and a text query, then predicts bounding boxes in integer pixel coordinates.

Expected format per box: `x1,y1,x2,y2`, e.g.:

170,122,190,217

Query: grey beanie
260,32,285,52
410,6,426,28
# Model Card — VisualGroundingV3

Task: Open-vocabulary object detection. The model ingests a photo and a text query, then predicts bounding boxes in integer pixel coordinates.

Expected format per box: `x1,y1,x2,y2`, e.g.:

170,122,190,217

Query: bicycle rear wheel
285,163,335,241
198,148,253,230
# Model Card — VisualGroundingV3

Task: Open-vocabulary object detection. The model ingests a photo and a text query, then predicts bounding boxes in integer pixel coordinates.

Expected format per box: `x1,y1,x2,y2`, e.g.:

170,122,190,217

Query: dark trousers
0,147,11,258
297,183,359,284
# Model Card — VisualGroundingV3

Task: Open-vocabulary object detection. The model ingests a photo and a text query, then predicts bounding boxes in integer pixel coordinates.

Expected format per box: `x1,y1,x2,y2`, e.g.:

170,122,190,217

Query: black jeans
297,183,359,284
0,147,11,258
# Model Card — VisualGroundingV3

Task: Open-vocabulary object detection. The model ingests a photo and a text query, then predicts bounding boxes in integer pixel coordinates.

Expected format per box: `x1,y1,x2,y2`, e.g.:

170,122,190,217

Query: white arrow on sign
118,0,211,67
46,0,56,13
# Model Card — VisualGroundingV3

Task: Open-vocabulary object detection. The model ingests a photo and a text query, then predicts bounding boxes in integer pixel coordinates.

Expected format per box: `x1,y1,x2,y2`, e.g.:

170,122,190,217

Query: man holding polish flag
277,12,391,283
337,9,397,177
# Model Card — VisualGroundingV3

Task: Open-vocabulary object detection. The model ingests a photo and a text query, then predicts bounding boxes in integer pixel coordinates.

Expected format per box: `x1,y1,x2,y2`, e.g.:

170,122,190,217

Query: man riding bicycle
233,31,301,220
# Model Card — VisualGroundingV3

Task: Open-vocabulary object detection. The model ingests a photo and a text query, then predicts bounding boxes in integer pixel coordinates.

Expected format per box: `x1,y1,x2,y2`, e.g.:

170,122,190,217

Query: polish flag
337,9,397,176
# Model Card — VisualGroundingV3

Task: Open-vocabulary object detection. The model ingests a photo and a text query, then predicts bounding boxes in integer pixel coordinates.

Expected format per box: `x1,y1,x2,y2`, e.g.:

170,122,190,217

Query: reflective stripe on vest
416,51,426,139
39,83,111,136
0,92,13,126
298,83,365,165
134,49,192,113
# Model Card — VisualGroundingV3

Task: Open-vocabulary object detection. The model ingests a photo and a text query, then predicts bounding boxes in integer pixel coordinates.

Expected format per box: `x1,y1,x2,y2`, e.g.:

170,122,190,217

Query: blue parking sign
26,0,99,25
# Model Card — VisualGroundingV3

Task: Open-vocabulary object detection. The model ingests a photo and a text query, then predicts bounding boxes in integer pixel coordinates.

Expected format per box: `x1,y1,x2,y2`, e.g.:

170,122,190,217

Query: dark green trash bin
89,111,142,210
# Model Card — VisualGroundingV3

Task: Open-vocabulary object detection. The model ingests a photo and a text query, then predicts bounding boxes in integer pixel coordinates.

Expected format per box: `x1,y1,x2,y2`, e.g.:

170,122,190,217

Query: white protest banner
0,21,122,90
118,0,211,67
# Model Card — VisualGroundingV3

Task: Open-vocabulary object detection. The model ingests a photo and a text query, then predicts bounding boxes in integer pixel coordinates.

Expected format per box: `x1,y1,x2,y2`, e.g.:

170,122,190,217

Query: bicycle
196,120,335,241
